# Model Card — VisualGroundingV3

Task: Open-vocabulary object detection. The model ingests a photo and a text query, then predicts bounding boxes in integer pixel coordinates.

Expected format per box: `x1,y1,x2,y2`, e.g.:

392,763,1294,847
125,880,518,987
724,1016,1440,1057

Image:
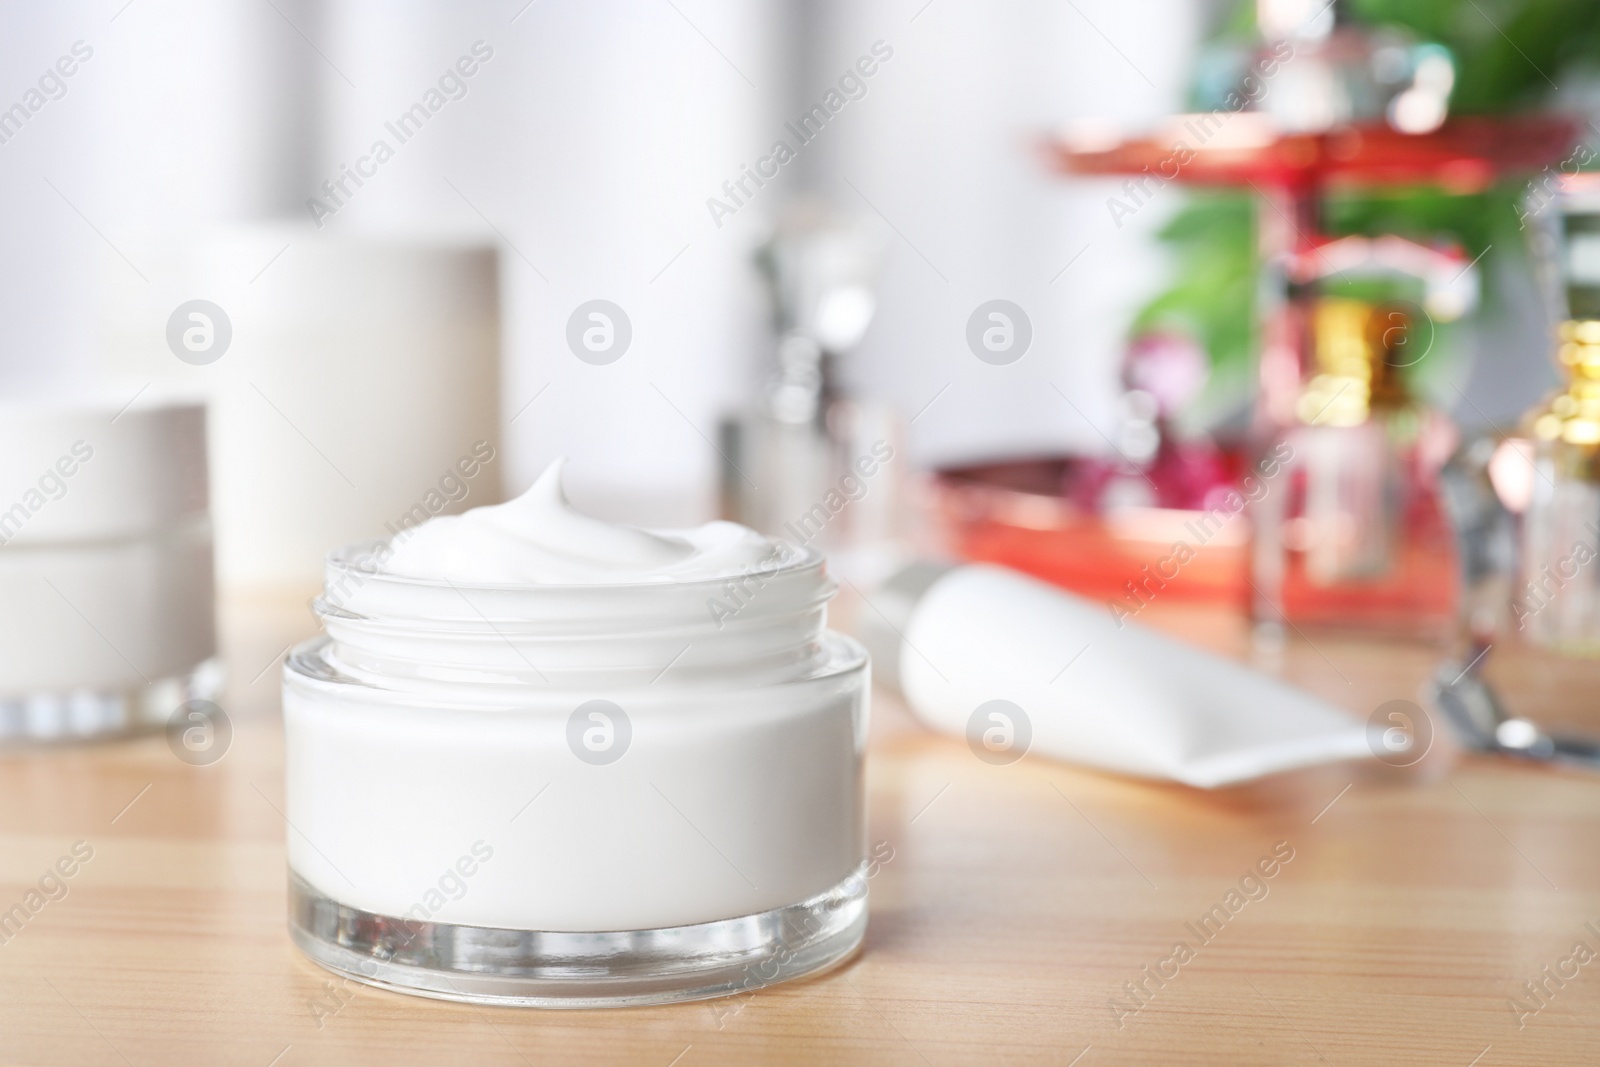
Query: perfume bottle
719,202,903,581
1514,175,1600,654
1250,297,1458,636
1195,0,1456,135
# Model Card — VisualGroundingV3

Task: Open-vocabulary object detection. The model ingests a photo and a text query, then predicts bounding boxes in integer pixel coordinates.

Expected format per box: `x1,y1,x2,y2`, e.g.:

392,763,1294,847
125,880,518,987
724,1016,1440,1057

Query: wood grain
1,589,1598,1066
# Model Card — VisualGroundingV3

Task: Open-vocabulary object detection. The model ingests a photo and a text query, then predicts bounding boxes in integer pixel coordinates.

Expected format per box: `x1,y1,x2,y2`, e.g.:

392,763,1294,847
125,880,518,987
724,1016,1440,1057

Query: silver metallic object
1431,437,1600,769
720,202,901,571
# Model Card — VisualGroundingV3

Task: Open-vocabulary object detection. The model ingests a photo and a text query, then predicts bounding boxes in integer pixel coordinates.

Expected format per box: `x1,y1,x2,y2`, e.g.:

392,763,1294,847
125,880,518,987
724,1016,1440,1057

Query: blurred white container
98,223,501,590
0,391,219,741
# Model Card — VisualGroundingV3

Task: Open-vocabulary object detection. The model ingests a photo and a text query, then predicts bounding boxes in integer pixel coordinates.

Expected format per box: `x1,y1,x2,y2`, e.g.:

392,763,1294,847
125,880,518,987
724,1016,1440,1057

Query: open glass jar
283,540,869,1007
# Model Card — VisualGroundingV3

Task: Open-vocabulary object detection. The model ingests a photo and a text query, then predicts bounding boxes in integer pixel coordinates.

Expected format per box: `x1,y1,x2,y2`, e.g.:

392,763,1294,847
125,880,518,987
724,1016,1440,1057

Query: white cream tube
877,564,1371,787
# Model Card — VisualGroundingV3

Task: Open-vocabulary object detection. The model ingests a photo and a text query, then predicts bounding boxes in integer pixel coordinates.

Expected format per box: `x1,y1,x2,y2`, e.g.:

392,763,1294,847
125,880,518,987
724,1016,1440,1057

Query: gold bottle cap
1536,319,1600,447
1297,298,1414,426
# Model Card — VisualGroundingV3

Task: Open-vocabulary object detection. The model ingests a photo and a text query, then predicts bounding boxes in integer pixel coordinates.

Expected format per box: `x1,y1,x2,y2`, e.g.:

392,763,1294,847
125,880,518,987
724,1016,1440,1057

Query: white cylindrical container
283,465,869,1006
97,223,502,591
0,391,220,742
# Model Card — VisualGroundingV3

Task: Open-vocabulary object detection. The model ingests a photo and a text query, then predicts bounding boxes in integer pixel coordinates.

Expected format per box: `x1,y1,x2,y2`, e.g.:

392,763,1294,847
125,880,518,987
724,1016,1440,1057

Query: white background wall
0,0,314,388
804,0,1197,466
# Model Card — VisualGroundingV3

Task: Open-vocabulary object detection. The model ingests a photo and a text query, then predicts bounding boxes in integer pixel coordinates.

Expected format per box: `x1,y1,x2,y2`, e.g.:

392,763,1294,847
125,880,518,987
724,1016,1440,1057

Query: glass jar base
0,657,224,745
288,869,868,1008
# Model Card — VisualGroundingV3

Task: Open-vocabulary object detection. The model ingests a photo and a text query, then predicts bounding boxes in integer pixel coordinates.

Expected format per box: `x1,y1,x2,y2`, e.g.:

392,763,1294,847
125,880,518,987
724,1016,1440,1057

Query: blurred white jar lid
0,387,207,546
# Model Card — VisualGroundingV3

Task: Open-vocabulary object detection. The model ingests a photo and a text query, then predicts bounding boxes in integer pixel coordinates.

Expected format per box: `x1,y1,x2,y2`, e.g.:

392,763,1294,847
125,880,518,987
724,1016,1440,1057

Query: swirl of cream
382,459,785,585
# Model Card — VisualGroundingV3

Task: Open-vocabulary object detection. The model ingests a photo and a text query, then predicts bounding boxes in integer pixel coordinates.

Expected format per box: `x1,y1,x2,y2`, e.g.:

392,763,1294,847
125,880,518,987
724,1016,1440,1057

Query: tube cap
852,560,953,691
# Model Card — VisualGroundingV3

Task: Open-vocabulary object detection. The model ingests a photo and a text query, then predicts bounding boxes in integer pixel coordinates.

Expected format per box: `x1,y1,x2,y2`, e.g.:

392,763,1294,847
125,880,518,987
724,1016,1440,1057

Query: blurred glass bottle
1514,174,1600,654
719,203,904,582
1195,0,1455,135
1251,294,1459,637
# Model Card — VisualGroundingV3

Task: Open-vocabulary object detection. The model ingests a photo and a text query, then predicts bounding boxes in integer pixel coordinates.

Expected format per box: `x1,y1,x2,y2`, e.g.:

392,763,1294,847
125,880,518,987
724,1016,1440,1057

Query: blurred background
0,0,1201,552
6,0,1600,711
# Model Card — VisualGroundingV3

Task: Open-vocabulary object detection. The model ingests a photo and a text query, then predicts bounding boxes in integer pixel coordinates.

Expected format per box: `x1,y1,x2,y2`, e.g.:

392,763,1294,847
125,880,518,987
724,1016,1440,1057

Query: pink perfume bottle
1250,297,1459,637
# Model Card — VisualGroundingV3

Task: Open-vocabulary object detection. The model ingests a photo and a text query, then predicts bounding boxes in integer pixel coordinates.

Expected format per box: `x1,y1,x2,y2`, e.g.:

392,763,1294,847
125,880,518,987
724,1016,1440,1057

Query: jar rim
307,538,843,693
317,537,837,633
323,537,829,595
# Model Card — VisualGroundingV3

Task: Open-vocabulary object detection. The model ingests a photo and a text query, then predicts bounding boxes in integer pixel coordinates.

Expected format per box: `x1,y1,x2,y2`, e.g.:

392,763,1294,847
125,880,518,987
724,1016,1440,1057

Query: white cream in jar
283,461,869,1007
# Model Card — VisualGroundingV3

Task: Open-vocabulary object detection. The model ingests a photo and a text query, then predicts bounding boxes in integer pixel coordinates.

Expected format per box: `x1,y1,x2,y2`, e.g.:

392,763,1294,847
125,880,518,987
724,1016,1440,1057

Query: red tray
1046,114,1579,192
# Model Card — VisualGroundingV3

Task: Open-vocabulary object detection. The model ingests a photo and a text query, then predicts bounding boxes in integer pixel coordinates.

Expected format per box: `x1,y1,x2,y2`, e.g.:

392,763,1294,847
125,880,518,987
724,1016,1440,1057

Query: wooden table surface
3,588,1599,1066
